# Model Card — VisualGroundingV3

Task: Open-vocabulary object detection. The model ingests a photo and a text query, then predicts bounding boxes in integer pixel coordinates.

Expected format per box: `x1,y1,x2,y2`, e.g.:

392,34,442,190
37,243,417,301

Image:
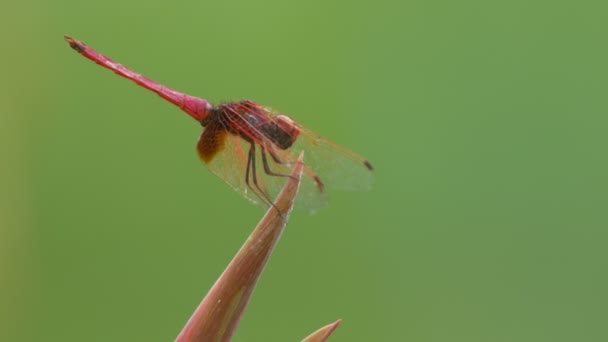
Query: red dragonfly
65,36,373,212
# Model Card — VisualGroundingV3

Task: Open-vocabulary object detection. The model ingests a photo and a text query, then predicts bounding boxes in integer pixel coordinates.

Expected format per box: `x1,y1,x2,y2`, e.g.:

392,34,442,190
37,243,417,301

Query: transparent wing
259,105,375,191
286,123,375,191
196,125,268,207
197,129,329,212
196,102,374,213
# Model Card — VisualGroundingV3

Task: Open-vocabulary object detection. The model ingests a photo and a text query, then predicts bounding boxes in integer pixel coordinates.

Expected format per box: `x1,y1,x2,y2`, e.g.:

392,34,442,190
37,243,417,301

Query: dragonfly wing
196,125,329,212
197,126,265,207
196,102,373,213
255,140,330,212
260,106,375,192
291,132,375,192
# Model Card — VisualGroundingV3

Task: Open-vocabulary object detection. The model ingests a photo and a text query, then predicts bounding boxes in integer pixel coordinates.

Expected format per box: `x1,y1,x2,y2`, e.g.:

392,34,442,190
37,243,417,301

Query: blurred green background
2,0,607,341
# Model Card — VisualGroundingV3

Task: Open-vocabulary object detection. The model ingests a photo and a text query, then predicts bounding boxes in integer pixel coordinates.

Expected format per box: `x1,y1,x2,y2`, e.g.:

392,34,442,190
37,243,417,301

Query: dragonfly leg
266,145,292,165
266,145,324,193
245,144,260,197
245,142,276,208
245,142,253,190
260,147,294,179
245,142,287,217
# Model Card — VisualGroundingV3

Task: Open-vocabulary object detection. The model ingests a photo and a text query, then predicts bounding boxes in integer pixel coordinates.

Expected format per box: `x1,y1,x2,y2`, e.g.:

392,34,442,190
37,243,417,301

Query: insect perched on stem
65,36,374,212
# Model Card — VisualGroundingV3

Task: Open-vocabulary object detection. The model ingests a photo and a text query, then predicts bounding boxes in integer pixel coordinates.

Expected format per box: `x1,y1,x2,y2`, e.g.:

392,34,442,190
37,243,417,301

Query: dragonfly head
272,115,300,149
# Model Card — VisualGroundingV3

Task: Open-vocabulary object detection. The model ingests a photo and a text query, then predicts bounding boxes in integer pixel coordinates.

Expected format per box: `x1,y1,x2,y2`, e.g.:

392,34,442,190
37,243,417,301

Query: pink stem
64,36,211,121
175,152,305,342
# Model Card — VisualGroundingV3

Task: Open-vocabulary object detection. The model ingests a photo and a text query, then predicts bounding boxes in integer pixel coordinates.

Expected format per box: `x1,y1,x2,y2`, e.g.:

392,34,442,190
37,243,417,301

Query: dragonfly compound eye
275,115,300,137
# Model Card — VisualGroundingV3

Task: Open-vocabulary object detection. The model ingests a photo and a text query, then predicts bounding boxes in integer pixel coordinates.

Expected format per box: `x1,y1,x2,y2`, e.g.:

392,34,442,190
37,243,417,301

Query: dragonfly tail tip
64,36,85,53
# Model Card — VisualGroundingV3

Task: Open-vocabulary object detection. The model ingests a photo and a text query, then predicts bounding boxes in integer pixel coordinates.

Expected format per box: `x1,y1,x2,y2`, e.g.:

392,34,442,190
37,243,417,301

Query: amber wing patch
197,123,228,164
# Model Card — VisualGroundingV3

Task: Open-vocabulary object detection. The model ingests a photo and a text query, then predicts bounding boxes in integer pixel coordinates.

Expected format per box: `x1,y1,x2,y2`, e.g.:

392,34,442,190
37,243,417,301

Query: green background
2,1,607,341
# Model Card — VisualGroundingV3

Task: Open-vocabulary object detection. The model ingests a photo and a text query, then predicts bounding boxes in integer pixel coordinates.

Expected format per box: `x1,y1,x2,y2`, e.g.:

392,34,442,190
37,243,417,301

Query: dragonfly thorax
214,101,301,150
263,115,300,149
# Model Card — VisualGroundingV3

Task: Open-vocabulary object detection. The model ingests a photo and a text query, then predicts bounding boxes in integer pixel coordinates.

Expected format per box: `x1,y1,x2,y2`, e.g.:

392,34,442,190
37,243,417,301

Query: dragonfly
65,36,373,212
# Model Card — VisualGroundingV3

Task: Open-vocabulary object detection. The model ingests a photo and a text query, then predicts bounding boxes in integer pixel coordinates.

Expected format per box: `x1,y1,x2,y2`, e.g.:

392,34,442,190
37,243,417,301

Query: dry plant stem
301,320,342,342
175,152,305,342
